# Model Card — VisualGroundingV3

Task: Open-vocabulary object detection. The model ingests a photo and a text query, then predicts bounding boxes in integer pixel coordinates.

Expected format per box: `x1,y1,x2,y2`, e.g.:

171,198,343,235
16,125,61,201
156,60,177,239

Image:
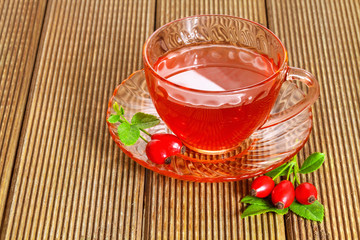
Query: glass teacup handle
260,67,320,129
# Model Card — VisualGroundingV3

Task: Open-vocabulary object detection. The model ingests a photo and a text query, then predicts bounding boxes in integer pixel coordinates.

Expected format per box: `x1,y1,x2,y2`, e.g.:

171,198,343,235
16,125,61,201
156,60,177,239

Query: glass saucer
106,70,313,182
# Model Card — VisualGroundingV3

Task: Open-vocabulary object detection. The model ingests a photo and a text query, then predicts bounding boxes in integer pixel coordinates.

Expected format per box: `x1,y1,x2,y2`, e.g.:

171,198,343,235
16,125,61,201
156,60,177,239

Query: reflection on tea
155,44,277,91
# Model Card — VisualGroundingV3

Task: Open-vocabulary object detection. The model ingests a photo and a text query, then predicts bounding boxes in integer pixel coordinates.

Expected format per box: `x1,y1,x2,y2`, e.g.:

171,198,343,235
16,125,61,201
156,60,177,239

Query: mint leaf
107,114,121,123
241,204,288,218
241,196,270,206
289,200,324,222
299,152,325,174
265,163,293,178
131,112,160,129
117,122,140,146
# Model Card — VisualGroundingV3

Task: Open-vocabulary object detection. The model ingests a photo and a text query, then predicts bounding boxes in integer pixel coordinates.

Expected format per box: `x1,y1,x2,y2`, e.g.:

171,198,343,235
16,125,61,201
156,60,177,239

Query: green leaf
289,200,324,222
299,152,325,174
241,204,288,218
117,122,140,146
107,114,121,123
131,112,160,129
265,163,293,178
240,196,289,218
120,106,125,115
113,102,122,115
274,207,289,215
241,205,273,218
241,196,270,206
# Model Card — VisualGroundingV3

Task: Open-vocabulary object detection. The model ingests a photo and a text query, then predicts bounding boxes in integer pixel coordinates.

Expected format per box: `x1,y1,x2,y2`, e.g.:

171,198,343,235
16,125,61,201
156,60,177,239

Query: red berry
151,133,186,155
146,134,185,164
295,182,317,205
271,180,295,209
250,176,275,198
146,139,171,164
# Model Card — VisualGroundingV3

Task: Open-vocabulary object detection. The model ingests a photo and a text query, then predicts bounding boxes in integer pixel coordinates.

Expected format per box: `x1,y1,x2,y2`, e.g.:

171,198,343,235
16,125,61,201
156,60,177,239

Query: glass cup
143,15,319,154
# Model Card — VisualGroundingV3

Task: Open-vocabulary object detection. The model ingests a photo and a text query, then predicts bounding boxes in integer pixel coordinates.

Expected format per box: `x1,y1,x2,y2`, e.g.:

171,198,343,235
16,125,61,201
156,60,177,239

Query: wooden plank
143,1,287,239
0,0,155,239
156,0,267,28
0,0,47,227
267,0,360,239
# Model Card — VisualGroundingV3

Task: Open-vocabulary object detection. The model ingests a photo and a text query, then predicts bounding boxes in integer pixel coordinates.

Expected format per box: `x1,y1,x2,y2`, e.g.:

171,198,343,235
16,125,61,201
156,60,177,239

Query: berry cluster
241,153,325,222
251,176,317,208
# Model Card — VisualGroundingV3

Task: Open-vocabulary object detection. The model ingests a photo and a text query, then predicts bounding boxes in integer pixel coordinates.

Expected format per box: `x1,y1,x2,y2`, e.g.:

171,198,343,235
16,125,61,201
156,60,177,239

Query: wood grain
1,0,359,239
143,1,287,239
0,0,47,227
0,0,155,239
267,0,360,239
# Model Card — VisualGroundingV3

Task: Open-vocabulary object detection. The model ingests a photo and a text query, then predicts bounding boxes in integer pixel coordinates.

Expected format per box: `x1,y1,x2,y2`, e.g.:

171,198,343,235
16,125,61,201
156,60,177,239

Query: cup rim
143,14,288,94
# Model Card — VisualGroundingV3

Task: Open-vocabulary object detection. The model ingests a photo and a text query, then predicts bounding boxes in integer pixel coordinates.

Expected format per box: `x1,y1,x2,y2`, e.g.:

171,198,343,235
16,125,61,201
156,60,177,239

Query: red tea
149,44,280,152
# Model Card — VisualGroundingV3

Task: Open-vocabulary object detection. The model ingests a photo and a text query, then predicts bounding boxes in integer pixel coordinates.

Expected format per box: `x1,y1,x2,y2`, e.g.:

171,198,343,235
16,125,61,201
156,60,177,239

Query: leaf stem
286,162,293,181
294,172,300,185
293,159,301,185
292,155,298,163
139,135,149,143
272,162,290,181
120,115,130,124
140,128,152,137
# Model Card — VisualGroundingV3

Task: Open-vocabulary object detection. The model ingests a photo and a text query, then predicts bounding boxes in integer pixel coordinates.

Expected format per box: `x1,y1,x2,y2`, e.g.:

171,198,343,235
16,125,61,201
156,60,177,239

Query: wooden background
0,0,359,239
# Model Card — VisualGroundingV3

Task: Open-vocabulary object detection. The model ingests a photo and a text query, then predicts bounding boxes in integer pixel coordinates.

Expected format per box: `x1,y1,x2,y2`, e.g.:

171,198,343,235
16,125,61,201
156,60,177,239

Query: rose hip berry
146,139,171,164
271,180,295,209
250,176,275,198
295,182,317,205
146,134,185,164
151,133,186,155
